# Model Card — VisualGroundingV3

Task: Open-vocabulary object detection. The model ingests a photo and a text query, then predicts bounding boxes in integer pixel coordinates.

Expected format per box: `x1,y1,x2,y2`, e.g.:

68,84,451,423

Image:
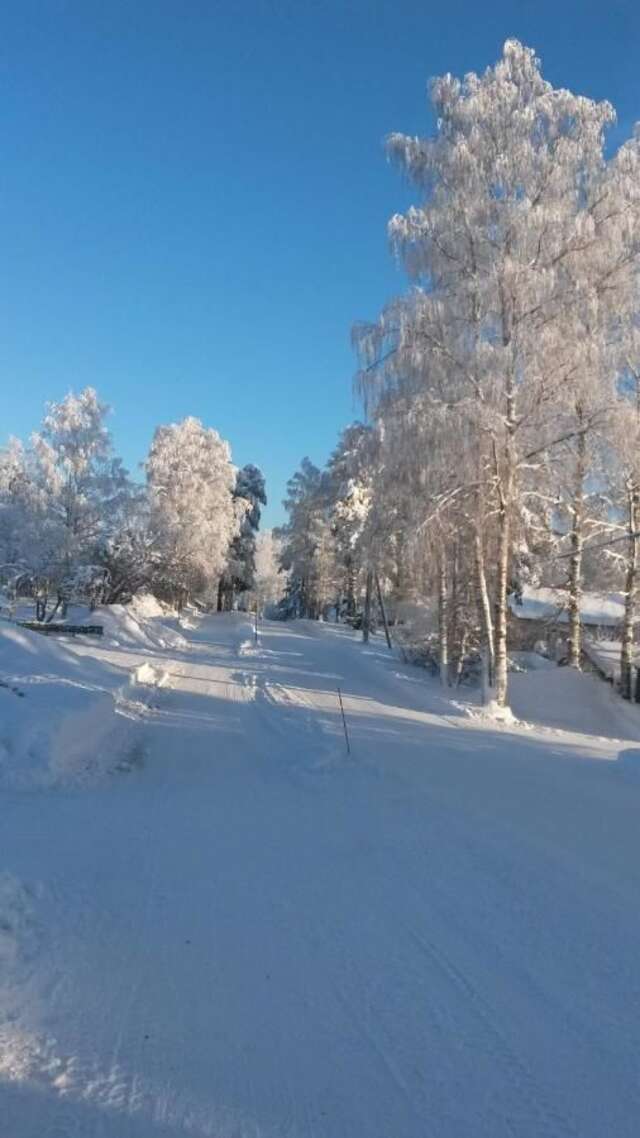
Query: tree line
277,41,640,707
0,388,279,616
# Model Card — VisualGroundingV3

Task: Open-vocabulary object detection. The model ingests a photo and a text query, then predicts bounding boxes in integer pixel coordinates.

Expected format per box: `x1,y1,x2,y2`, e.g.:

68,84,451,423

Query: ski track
2,613,640,1136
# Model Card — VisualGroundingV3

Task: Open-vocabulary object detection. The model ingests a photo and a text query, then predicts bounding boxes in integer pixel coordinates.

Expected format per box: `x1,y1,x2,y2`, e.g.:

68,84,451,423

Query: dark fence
18,622,103,638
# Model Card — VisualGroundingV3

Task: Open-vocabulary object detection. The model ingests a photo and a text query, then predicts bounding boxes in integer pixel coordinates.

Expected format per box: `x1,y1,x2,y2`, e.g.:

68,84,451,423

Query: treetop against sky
1,1,639,526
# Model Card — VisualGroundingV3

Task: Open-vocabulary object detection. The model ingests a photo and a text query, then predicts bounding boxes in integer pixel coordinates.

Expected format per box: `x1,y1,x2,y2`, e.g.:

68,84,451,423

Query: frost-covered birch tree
612,316,640,697
146,416,239,606
31,388,132,576
250,530,286,613
356,40,627,706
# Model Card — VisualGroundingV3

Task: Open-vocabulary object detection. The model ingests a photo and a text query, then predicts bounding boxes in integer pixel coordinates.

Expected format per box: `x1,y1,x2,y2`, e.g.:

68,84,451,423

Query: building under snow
508,586,625,654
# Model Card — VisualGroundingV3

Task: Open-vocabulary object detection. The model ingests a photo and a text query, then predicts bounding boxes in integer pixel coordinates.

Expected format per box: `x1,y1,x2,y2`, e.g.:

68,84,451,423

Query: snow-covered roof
508,586,624,627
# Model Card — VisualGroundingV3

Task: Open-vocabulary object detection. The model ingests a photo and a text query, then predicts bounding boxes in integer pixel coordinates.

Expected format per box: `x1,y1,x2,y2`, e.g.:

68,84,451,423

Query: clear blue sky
1,0,638,526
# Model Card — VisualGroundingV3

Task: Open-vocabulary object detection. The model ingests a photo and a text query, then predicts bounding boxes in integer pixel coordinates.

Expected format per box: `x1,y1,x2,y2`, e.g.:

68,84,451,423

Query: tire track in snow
404,922,579,1138
256,678,346,769
35,686,175,1136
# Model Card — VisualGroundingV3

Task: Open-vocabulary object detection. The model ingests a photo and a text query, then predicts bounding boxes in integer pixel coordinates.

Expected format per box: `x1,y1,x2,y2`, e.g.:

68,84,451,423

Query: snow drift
0,622,142,789
96,594,188,652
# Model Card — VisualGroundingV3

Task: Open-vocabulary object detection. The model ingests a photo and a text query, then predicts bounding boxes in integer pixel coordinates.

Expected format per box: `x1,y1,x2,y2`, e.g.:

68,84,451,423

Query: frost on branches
279,40,640,708
146,417,241,608
217,464,267,611
276,431,374,623
1,399,265,617
0,389,137,615
250,530,287,614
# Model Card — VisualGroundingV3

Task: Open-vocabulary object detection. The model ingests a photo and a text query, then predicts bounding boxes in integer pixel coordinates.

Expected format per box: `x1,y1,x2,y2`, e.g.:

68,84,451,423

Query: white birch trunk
438,555,449,686
620,480,639,700
474,530,495,695
567,410,586,669
493,372,516,709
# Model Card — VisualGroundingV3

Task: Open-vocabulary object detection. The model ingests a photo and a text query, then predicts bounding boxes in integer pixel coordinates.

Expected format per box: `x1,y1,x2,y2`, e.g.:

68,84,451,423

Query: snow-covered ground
581,636,640,689
3,610,640,1136
0,596,187,790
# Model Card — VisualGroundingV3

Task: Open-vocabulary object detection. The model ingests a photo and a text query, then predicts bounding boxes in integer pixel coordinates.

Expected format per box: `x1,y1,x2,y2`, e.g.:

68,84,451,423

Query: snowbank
0,593,194,787
0,624,142,789
454,650,640,741
3,593,189,654
583,637,629,683
97,594,188,652
508,655,640,740
0,621,80,679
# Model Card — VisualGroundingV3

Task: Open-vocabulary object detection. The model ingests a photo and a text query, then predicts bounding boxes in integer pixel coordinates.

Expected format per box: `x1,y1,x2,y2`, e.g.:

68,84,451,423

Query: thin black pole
337,687,351,756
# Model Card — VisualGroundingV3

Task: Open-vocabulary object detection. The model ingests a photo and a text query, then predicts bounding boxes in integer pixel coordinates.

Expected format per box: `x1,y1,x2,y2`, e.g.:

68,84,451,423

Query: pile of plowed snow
97,594,188,651
0,623,140,789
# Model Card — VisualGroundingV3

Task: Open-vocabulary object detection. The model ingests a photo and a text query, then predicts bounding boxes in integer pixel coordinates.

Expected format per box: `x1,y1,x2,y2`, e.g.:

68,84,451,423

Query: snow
0,620,79,677
506,652,640,740
3,612,640,1136
97,594,190,651
0,600,181,789
508,585,625,627
581,636,640,687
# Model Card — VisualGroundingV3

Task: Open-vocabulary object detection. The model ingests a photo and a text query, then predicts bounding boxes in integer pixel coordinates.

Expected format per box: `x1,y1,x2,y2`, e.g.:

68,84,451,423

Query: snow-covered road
3,613,640,1137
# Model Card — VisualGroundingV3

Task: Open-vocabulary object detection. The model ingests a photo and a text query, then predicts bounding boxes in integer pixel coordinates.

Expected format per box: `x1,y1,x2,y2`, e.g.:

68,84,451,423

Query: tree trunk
375,573,392,650
362,570,373,643
455,630,469,686
46,595,63,624
394,532,407,599
449,542,459,678
493,377,516,708
567,412,586,669
345,560,356,619
474,530,494,694
438,555,449,686
494,496,512,707
620,480,640,700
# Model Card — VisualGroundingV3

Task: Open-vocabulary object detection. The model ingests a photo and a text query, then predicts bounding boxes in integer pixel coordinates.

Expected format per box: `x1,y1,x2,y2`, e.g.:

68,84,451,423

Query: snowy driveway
3,614,640,1137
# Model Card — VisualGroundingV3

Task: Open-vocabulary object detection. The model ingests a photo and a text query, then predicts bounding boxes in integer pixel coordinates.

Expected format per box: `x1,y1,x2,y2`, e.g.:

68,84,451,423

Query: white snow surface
0,623,133,789
509,584,625,626
0,596,184,789
3,612,640,1136
582,636,640,688
97,594,190,652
